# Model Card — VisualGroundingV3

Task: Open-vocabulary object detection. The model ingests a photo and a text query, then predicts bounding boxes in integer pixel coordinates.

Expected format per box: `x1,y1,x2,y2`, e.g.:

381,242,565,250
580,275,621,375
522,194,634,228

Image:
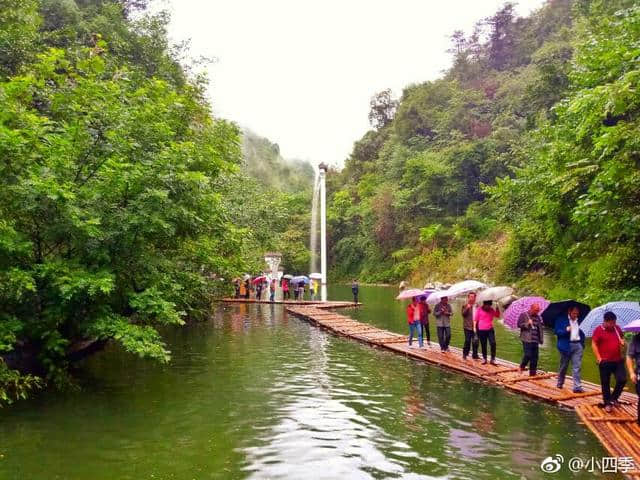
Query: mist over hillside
242,129,315,193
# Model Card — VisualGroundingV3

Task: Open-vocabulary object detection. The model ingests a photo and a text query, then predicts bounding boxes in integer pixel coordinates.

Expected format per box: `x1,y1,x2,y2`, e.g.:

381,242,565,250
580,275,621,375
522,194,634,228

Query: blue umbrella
580,301,640,337
291,275,309,284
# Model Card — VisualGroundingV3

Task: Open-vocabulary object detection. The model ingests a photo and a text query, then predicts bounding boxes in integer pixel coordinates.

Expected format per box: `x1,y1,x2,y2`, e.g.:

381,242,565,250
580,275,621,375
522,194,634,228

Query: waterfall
309,172,320,274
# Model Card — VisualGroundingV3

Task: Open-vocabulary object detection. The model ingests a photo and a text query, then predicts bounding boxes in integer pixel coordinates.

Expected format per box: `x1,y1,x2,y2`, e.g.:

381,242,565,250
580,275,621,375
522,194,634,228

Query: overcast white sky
163,0,547,167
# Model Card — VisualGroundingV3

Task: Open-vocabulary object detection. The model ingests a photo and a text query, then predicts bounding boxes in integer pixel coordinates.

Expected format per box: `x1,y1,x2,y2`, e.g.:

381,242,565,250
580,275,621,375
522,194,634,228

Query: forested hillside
225,130,314,278
328,0,640,305
0,0,312,403
242,129,314,193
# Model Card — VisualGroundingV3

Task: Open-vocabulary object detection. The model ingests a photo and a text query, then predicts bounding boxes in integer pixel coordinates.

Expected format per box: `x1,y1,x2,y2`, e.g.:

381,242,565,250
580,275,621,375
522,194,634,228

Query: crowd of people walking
405,291,640,423
232,275,341,303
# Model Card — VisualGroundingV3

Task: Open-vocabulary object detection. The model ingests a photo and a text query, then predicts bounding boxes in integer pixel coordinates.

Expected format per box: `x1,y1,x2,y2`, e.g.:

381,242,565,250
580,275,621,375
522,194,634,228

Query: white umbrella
444,280,487,298
477,286,514,303
309,272,323,280
242,274,251,280
427,290,450,304
282,274,293,279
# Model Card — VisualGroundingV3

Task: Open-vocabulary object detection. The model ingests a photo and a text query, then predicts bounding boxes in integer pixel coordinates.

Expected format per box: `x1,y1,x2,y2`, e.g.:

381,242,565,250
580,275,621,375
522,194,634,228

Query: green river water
0,285,619,479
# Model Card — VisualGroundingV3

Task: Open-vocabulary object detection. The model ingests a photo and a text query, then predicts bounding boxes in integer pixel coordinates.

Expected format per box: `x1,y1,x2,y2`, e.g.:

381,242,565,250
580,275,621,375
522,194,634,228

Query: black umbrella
541,300,591,328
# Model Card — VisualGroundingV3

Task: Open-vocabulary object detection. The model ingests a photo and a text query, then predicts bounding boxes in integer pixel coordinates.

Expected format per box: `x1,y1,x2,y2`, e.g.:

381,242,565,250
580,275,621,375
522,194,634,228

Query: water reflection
0,302,609,480
243,328,431,479
447,428,488,459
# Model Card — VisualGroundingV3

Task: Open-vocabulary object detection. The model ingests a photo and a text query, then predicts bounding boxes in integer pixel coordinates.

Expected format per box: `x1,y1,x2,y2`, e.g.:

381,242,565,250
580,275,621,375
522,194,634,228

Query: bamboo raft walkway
222,298,640,478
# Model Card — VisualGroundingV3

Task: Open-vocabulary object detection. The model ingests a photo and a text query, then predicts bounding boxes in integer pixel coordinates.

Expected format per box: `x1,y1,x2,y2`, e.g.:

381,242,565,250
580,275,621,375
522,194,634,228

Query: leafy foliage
0,0,314,404
329,0,640,305
489,4,640,303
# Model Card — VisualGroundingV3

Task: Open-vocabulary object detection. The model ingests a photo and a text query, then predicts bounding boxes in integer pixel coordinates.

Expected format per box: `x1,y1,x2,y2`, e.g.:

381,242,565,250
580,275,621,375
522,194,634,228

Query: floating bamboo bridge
222,298,640,478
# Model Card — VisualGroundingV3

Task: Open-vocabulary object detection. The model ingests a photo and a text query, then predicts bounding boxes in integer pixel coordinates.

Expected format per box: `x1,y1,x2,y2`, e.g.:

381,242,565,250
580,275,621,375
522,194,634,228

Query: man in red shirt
592,311,627,413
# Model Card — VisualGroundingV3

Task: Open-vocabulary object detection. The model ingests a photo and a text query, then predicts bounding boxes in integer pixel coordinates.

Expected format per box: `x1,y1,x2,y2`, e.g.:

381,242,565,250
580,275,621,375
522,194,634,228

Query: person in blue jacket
555,306,586,393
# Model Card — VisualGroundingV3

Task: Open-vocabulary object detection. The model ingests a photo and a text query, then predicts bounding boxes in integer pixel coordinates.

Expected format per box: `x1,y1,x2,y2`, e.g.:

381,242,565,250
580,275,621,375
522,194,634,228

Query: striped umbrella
580,301,640,337
503,296,550,330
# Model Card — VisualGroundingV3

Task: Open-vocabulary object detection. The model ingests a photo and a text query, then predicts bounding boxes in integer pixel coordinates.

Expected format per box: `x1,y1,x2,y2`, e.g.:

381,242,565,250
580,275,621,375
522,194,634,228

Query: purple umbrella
623,318,640,333
503,296,550,330
396,288,426,300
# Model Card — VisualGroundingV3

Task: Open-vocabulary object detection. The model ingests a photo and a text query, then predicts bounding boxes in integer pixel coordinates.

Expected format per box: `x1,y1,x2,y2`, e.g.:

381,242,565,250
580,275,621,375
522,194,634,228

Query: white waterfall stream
309,173,320,274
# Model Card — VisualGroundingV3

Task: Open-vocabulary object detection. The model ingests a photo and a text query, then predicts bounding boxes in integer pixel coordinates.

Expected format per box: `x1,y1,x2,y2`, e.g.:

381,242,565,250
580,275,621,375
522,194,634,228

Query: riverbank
399,231,633,308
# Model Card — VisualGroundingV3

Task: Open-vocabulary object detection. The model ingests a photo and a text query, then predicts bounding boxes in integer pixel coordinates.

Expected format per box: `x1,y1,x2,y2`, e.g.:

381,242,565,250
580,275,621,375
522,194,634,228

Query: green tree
0,0,41,77
0,45,244,399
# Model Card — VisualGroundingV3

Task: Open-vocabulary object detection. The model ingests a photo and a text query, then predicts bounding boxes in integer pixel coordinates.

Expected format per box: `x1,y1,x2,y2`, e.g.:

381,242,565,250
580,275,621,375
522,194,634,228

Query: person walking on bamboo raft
475,300,500,365
517,303,544,376
434,296,452,352
626,329,640,425
419,296,431,345
555,306,585,393
407,296,424,348
592,312,627,413
269,279,276,302
462,292,479,360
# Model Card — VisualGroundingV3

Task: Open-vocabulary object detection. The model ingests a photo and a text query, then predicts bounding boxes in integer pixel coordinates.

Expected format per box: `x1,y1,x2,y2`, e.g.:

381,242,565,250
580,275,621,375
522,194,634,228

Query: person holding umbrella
407,296,424,348
624,321,640,425
555,306,586,393
462,292,479,360
517,303,544,376
434,296,453,352
475,300,500,365
592,311,627,413
419,296,431,345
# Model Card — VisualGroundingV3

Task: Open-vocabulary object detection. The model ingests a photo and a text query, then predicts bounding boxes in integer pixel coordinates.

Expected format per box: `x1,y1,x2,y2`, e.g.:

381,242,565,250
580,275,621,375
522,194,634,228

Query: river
0,285,612,479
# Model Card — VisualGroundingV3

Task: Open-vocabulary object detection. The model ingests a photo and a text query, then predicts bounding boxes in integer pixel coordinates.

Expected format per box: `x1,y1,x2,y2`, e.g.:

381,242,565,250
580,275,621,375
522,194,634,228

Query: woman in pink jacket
474,300,500,365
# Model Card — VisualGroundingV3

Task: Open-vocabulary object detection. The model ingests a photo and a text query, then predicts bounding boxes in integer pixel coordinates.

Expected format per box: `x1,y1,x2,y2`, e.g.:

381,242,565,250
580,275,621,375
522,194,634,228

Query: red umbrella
252,276,266,284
